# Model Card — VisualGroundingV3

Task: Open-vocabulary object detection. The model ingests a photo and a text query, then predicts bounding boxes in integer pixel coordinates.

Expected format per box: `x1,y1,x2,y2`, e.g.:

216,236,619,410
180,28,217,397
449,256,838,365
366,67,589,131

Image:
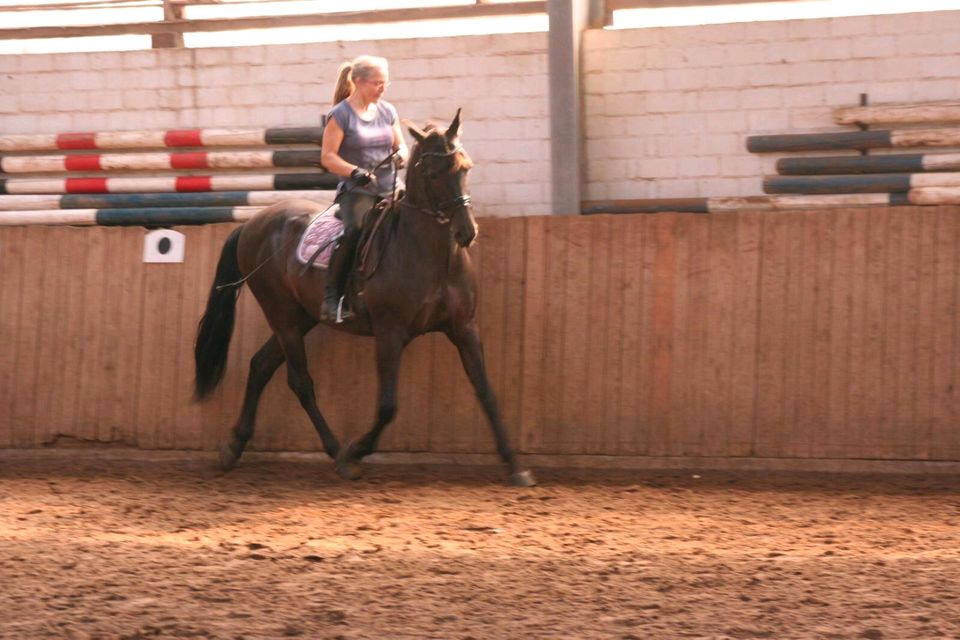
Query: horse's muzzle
452,206,478,248
454,226,477,248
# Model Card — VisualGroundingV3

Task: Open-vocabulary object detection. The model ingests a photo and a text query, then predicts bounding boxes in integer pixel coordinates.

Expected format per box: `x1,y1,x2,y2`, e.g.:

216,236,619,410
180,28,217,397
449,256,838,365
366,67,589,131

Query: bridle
401,143,471,224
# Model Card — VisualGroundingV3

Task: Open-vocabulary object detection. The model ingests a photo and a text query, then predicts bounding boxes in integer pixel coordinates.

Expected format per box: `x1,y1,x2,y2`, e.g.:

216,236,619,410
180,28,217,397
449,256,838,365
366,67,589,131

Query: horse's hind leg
275,324,342,460
335,331,405,481
220,335,285,470
222,312,340,469
448,323,536,487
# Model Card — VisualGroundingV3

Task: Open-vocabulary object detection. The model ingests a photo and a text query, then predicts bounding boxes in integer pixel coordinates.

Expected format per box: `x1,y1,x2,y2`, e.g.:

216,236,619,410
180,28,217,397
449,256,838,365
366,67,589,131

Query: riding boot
321,231,359,322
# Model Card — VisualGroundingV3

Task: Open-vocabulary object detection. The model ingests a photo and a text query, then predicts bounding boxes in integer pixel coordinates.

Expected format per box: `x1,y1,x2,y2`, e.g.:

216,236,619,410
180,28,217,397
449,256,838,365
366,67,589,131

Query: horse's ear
446,108,462,140
402,119,427,143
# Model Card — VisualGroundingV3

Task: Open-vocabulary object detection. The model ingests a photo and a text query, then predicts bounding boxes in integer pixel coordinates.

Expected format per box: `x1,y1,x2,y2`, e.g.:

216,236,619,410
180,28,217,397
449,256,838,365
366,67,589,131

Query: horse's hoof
335,460,363,481
510,469,537,487
219,443,239,471
334,439,363,481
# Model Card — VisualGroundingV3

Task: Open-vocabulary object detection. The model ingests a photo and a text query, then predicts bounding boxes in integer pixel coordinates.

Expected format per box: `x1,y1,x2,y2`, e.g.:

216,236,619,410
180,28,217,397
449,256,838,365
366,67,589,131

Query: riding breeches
336,192,379,235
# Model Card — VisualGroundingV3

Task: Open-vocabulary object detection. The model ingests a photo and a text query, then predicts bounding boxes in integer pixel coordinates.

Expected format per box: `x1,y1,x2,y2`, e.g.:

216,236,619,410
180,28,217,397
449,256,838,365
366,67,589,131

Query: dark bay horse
194,110,536,487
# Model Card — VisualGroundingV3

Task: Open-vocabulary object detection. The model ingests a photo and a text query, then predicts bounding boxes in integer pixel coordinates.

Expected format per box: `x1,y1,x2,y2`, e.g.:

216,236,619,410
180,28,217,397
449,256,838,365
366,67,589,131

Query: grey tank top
328,99,400,197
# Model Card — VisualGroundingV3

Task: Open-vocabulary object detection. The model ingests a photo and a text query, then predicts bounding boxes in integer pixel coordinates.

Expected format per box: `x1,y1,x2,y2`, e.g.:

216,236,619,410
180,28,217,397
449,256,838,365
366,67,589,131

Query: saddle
295,206,342,270
296,198,397,305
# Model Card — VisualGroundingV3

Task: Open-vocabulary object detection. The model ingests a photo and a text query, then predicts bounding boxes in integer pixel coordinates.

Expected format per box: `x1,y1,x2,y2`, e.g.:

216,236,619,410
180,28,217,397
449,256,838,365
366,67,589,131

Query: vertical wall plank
29,227,66,445
74,227,108,442
558,215,590,453
58,227,95,441
807,212,834,458
0,227,26,447
879,208,905,458
786,212,817,458
500,213,528,450
896,208,922,457
914,208,937,459
753,214,788,457
536,217,568,452
931,208,959,459
613,215,644,455
4,210,960,462
11,228,47,447
893,208,918,457
824,209,852,458
648,214,677,456
519,216,546,452
583,215,611,454
601,215,627,454
729,213,761,456
673,213,702,456
702,212,737,456
861,208,889,457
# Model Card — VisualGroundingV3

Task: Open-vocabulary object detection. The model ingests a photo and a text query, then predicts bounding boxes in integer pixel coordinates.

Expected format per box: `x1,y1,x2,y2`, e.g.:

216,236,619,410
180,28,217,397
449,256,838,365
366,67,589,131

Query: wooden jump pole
747,128,960,153
583,190,960,214
763,173,960,195
834,101,960,126
0,190,336,211
0,206,265,226
0,173,338,195
0,150,323,174
775,153,960,175
0,126,325,153
581,194,905,214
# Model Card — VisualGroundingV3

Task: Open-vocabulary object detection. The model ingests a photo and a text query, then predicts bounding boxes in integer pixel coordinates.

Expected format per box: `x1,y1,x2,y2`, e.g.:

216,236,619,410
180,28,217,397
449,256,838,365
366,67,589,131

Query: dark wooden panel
10,228,47,447
728,213,761,455
3,210,960,465
0,227,25,447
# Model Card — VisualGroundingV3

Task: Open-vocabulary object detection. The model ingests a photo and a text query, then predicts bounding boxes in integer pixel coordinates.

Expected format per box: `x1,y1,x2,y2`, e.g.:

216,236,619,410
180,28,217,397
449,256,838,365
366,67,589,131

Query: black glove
350,167,373,186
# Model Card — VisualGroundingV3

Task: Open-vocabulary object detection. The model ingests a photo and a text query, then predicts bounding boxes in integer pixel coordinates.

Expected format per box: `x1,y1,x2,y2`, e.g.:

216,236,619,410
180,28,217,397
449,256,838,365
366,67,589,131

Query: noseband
404,144,471,224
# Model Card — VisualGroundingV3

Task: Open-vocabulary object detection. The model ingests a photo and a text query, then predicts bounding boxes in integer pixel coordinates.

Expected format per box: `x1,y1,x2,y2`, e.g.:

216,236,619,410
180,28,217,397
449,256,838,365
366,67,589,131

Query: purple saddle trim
296,208,343,269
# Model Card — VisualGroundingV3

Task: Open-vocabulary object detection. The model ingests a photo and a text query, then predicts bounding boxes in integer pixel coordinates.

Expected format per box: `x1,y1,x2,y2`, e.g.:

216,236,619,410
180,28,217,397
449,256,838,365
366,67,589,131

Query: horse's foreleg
220,335,285,471
278,328,341,460
448,324,536,487
335,332,405,481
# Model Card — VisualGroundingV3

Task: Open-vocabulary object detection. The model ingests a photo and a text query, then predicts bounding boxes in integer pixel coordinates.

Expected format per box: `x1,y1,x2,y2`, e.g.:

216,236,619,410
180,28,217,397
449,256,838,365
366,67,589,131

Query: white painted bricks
2,9,958,211
585,9,960,200
1,33,551,216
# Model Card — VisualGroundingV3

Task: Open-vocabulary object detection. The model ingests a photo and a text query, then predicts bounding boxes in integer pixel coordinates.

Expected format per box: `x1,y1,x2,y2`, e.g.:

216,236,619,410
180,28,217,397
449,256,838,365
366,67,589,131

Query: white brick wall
2,9,958,212
0,32,550,217
584,9,960,201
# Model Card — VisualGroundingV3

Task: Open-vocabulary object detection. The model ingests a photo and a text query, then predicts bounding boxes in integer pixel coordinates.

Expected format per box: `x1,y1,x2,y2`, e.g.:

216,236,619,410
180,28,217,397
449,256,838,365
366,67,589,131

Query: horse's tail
194,227,244,400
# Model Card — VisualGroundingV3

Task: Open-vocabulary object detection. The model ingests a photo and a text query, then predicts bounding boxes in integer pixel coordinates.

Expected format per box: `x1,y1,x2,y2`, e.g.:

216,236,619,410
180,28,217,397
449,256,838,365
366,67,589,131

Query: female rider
320,55,407,321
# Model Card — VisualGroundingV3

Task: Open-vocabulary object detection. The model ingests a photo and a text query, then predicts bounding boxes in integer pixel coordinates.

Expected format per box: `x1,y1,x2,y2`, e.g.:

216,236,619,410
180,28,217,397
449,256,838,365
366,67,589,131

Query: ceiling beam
0,1,546,40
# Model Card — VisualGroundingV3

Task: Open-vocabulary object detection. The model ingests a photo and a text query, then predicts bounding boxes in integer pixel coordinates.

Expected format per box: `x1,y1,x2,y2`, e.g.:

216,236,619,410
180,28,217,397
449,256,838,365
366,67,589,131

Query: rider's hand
394,154,405,170
350,167,374,186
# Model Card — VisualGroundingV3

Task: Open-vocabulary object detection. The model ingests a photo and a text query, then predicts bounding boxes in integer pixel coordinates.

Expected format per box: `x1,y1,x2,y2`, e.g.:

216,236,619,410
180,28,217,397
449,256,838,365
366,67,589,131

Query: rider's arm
321,117,359,179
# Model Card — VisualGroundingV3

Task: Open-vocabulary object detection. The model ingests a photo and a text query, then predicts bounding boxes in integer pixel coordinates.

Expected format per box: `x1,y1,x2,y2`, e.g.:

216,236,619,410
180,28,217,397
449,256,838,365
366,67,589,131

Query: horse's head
403,109,477,248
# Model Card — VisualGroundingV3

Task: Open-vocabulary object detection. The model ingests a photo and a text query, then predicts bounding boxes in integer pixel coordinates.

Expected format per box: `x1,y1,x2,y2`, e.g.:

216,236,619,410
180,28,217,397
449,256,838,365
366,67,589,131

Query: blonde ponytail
332,62,354,105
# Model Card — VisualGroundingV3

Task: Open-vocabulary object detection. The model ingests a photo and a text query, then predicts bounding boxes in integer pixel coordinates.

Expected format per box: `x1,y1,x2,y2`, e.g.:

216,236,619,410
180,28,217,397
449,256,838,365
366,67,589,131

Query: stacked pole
747,99,960,201
582,99,960,215
0,125,335,226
